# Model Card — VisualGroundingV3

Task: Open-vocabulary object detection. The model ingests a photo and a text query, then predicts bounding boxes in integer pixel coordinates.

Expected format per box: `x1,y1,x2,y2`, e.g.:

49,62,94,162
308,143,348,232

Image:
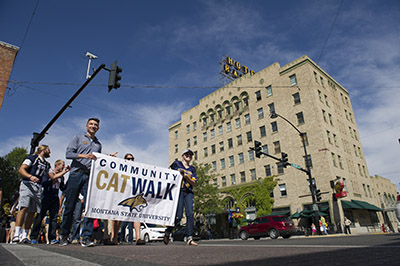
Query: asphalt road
2,234,400,266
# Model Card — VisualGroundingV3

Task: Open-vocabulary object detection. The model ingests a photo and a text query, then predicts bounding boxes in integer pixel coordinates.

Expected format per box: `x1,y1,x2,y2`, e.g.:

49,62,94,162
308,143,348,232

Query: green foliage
192,162,222,216
1,147,28,205
221,176,277,217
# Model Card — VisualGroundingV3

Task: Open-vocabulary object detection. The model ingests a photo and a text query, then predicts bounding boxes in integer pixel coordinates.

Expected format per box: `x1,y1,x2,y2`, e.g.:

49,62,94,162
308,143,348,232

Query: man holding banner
164,149,198,246
60,118,102,247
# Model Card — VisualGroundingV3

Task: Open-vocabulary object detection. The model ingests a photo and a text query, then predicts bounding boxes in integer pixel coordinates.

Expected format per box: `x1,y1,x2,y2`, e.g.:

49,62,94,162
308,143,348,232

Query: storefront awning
351,200,382,211
342,200,381,211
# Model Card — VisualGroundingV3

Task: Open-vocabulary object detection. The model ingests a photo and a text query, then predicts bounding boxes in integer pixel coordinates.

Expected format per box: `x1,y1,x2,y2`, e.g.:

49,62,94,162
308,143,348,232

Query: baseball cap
181,149,194,156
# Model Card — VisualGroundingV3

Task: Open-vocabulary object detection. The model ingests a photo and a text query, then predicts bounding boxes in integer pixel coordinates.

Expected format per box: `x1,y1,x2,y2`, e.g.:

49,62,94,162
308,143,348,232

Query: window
324,95,329,106
211,144,216,155
328,113,333,126
231,174,236,185
358,147,362,158
194,151,198,160
318,90,323,102
296,112,305,125
226,105,231,116
187,139,190,148
210,129,215,139
229,155,234,167
363,184,367,197
300,133,309,146
217,109,223,120
193,136,197,146
338,155,343,169
277,162,284,174
331,153,337,167
248,150,254,161
322,109,327,122
327,130,332,144
362,165,367,177
234,101,240,112
349,112,354,123
213,178,217,187
186,124,190,133
219,141,224,152
218,125,223,135
250,169,256,180
235,118,241,128
333,134,338,146
367,185,372,197
345,110,349,120
345,97,349,107
220,158,225,169
238,153,244,164
289,74,297,86
193,122,197,131
203,132,207,142
265,165,271,176
175,130,178,139
260,125,266,137
210,113,215,122
314,72,318,83
244,114,251,125
279,184,287,197
243,97,249,107
266,86,272,96
353,129,358,140
228,138,233,149
320,77,325,87
212,161,217,171
237,135,242,146
240,172,246,183
262,144,268,154
174,144,178,153
258,108,264,119
271,121,278,133
273,141,281,154
256,90,261,101
202,116,208,126
353,145,358,157
268,103,275,115
204,147,208,157
246,131,252,142
293,92,301,105
222,176,226,187
227,122,232,132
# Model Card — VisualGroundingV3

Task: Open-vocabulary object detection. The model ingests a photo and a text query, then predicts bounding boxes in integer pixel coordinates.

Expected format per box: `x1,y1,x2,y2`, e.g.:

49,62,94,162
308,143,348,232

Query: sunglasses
126,157,134,161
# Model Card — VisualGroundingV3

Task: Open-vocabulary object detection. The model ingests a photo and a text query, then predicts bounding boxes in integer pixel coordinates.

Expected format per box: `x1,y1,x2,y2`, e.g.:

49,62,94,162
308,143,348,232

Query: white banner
84,153,182,226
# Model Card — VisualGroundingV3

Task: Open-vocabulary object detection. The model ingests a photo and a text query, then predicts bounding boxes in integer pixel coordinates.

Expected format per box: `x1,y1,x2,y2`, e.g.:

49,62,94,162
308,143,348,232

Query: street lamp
270,111,321,234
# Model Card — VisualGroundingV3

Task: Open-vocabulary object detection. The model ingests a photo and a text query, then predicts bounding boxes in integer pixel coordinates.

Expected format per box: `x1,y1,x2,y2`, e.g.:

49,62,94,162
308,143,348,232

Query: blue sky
1,0,399,188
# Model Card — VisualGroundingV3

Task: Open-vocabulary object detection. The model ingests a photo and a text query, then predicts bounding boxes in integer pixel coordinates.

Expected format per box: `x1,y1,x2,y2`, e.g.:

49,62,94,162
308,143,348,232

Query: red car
239,215,296,240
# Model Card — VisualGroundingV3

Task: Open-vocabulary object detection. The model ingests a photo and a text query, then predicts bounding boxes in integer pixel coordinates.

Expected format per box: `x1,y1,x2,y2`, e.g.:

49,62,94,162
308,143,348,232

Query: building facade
0,41,19,110
169,55,396,235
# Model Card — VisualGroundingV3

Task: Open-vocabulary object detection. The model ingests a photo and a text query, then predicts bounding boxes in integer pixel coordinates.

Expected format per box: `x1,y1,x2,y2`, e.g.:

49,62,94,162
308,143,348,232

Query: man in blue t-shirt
164,149,198,246
30,159,69,244
12,145,51,244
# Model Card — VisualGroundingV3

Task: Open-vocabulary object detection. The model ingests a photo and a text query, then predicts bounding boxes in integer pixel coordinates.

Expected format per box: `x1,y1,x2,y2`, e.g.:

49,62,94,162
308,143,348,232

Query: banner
84,153,182,226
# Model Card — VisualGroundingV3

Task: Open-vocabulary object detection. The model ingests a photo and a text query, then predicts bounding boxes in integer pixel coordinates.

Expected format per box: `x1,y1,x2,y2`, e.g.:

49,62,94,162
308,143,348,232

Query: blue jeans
71,198,83,240
119,221,133,242
167,190,194,238
61,171,93,240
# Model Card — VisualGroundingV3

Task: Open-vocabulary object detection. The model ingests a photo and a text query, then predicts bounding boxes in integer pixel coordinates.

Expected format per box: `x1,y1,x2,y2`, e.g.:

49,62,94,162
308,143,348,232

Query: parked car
124,222,166,243
239,215,296,240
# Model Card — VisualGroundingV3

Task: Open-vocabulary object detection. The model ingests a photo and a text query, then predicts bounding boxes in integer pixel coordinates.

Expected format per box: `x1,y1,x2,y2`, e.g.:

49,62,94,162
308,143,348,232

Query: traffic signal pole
29,63,106,154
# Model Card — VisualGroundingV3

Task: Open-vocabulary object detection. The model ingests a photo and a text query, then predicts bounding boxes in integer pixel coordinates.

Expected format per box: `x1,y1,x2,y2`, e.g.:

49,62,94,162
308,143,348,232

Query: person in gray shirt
59,118,102,247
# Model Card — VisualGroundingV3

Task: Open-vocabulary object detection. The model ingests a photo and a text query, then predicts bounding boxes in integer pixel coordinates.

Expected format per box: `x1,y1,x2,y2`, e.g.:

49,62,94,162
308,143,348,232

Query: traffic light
316,189,322,202
254,140,262,158
281,152,289,168
108,60,122,92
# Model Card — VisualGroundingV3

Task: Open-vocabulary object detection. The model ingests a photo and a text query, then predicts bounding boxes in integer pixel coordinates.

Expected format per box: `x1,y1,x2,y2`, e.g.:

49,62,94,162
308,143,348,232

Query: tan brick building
169,55,396,235
0,41,19,110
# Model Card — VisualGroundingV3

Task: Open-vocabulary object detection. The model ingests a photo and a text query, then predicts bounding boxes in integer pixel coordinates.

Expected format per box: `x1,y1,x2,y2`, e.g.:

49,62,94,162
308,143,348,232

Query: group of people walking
10,117,198,247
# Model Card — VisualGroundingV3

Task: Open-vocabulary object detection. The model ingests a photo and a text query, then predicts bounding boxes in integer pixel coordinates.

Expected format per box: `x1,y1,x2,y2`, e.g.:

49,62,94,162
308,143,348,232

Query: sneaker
20,238,31,244
30,239,38,244
59,237,68,246
136,239,146,245
50,239,59,245
71,239,80,244
12,236,20,244
81,239,95,247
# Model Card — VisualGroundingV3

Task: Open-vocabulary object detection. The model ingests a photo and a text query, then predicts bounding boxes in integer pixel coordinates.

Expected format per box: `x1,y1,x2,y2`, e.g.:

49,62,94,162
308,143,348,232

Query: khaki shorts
18,180,42,213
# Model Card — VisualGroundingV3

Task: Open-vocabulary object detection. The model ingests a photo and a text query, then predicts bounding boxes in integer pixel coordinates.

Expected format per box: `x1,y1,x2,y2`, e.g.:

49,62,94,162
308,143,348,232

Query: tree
1,147,28,205
192,162,222,217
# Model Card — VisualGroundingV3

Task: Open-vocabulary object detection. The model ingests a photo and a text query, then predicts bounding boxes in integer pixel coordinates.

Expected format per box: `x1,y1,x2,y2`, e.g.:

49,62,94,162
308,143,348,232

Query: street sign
312,204,319,211
290,163,302,169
